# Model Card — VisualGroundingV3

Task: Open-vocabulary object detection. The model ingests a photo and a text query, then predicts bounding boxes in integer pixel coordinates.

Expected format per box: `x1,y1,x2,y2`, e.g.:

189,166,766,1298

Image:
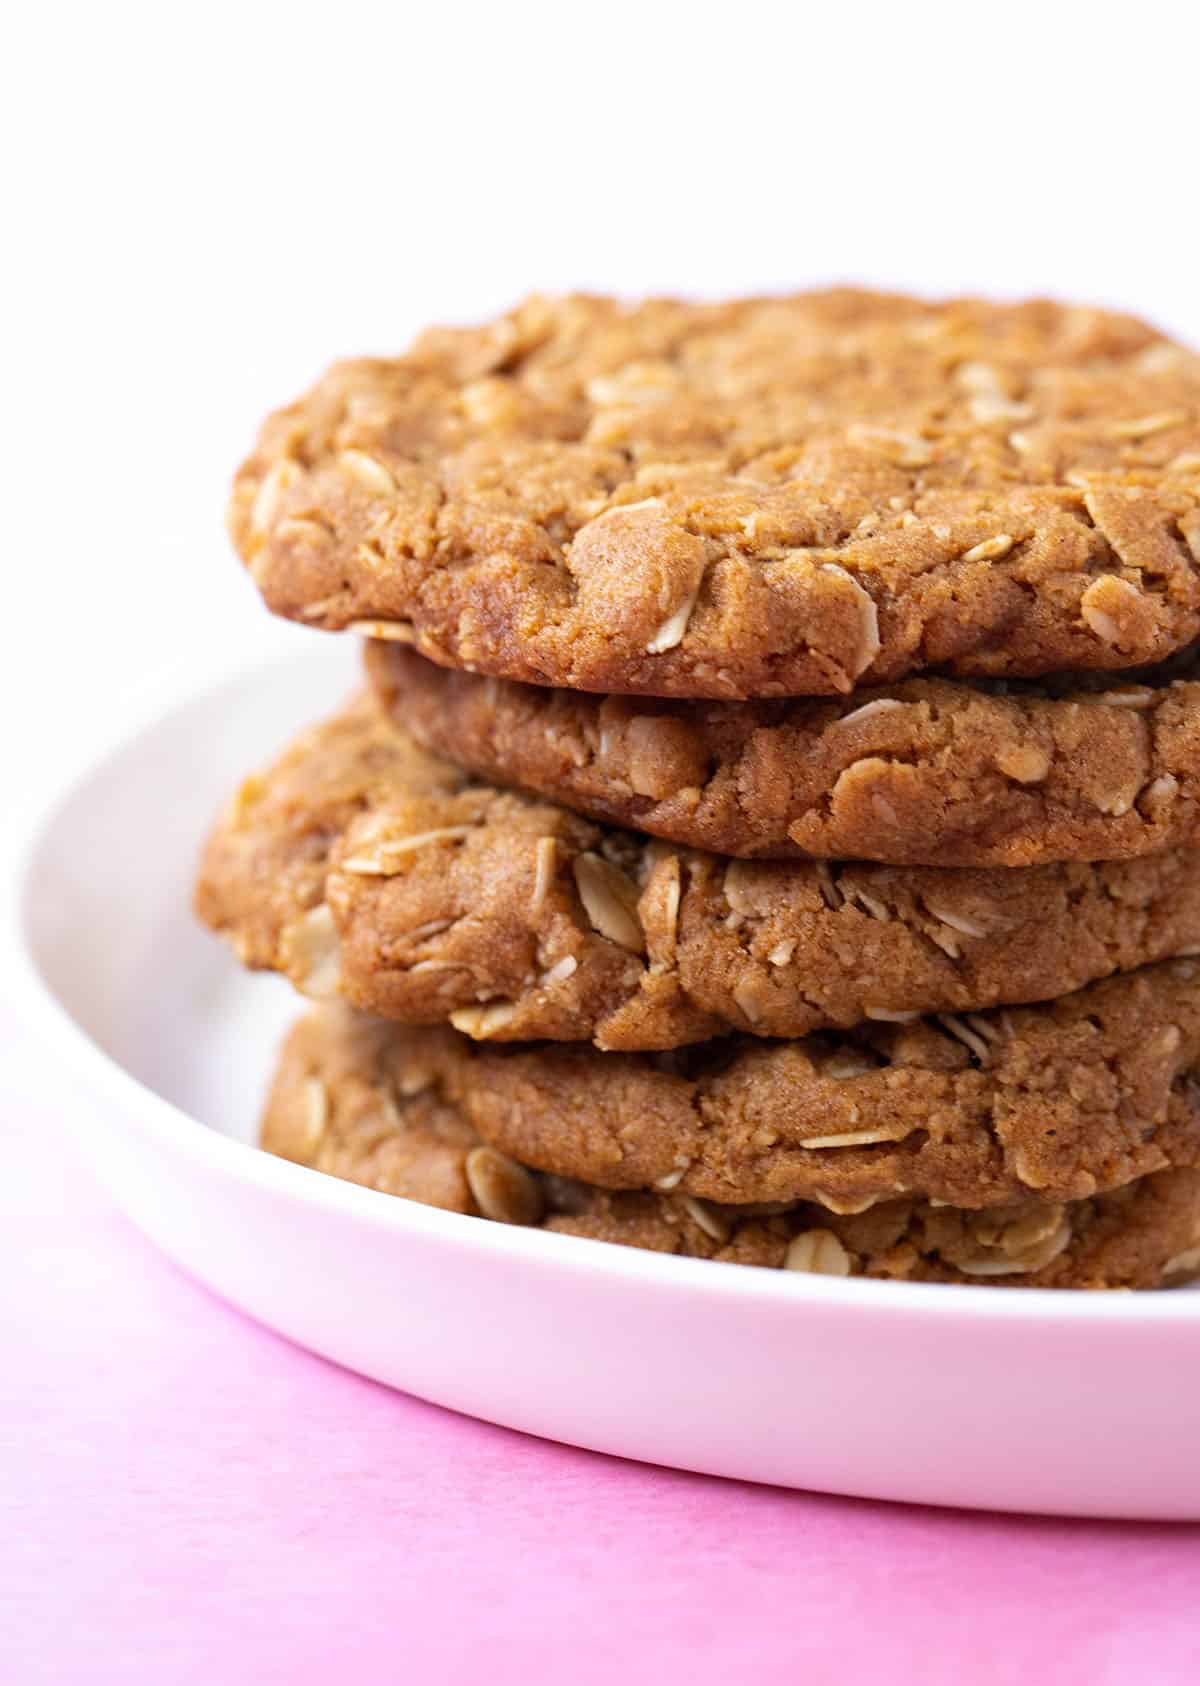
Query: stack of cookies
197,290,1200,1289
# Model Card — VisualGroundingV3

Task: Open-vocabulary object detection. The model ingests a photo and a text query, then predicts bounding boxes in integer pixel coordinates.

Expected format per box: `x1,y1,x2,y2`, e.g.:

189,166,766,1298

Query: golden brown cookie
195,697,1200,1049
370,640,1200,866
263,1008,1200,1289
260,958,1200,1211
230,291,1200,700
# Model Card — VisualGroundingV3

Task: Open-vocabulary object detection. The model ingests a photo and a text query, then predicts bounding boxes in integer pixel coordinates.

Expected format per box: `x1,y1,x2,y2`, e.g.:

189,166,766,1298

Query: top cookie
231,291,1200,699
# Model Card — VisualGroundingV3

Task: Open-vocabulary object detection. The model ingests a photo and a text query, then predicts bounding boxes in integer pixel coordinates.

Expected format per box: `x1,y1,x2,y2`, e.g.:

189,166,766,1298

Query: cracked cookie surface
262,1007,1200,1288
231,290,1200,699
371,640,1200,865
196,697,1200,1049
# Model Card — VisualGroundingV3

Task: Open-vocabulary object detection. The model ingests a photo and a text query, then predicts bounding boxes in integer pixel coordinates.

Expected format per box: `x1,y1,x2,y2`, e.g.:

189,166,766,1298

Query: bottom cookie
261,1008,1200,1290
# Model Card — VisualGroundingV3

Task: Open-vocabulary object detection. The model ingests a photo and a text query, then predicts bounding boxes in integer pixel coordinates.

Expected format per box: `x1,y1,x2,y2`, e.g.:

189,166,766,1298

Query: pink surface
3,1014,1199,1685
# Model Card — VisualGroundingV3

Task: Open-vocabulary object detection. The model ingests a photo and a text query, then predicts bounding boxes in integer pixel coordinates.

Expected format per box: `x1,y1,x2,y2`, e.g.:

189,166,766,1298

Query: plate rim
7,643,1200,1332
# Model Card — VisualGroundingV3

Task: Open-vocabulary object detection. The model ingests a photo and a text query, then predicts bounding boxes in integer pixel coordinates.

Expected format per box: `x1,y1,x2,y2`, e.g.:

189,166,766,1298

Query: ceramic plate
9,646,1200,1519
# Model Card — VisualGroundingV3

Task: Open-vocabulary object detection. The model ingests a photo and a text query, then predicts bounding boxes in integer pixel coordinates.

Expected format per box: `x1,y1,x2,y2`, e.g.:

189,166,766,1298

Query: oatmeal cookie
370,640,1200,866
196,698,1200,1048
263,1007,1200,1288
262,958,1200,1210
232,291,1200,699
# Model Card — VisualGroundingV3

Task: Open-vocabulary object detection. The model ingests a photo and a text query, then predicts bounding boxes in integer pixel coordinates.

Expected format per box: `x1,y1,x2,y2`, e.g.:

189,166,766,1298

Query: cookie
230,291,1200,700
370,639,1200,866
263,1008,1200,1289
196,696,1200,1049
266,958,1200,1210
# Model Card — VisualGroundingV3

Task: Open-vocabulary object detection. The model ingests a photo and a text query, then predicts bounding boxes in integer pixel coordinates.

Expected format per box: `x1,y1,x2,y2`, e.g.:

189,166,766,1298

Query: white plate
8,645,1200,1520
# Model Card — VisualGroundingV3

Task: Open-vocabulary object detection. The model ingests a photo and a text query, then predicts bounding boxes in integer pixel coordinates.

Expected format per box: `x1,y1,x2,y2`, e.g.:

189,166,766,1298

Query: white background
4,0,1200,826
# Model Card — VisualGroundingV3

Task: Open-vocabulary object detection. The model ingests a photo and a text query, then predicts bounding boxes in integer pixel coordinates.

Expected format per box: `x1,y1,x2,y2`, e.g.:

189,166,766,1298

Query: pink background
4,1011,1199,1685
